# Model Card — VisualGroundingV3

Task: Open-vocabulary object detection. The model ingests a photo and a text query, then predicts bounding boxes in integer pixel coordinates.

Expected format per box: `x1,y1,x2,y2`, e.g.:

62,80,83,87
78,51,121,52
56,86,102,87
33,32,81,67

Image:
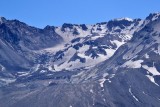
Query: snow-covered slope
77,12,160,84
38,18,143,71
0,15,146,84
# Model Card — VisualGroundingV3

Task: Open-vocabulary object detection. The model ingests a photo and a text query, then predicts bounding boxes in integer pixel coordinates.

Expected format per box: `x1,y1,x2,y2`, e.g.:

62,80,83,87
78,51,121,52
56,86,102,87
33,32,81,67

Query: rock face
0,13,160,107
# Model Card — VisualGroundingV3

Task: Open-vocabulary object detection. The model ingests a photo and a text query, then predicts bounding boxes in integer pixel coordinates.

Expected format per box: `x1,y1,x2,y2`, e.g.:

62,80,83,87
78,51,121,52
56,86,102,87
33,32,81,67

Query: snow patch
0,64,5,71
114,17,133,22
146,75,159,86
105,48,116,59
99,73,109,88
154,43,160,55
90,89,94,93
33,64,41,71
122,60,143,68
0,78,16,84
40,70,47,73
17,72,29,77
91,35,104,40
144,53,149,59
106,74,115,83
142,64,160,76
99,78,106,88
111,40,125,48
129,87,139,102
48,65,55,72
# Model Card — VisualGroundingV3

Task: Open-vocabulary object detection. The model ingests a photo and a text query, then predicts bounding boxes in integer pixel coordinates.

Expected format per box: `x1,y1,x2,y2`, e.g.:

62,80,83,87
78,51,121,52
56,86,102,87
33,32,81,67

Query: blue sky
0,0,160,28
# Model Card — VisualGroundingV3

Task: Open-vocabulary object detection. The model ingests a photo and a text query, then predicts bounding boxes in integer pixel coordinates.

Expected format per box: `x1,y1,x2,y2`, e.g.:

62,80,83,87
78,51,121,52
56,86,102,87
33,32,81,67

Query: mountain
0,13,160,107
0,16,143,82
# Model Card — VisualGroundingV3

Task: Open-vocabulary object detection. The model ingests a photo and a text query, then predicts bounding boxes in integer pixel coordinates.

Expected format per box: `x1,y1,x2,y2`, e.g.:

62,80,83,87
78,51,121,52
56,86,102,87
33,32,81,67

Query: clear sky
0,0,160,28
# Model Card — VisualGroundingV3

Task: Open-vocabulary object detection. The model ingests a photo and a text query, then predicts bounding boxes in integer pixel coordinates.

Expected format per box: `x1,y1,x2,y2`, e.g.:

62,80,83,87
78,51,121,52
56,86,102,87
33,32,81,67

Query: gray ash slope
0,13,160,107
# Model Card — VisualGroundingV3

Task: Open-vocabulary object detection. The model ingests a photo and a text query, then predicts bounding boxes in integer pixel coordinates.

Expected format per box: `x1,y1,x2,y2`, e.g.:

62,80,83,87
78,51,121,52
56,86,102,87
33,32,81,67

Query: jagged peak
149,12,160,16
0,17,7,24
95,22,107,25
146,12,160,21
44,25,55,30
